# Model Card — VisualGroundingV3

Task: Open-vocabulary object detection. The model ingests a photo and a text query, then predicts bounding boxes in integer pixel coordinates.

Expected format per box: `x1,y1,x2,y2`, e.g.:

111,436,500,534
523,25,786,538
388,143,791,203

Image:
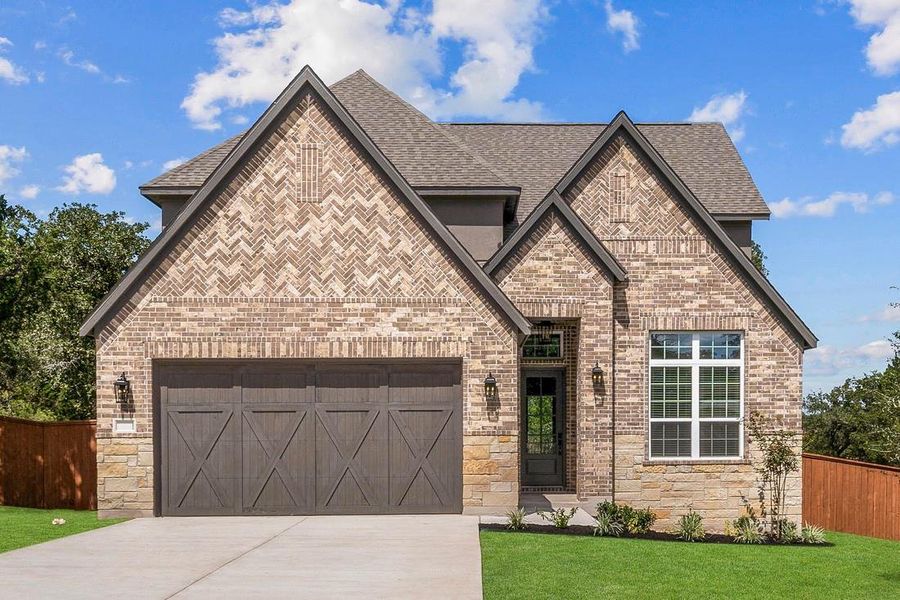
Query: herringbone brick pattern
94,90,519,515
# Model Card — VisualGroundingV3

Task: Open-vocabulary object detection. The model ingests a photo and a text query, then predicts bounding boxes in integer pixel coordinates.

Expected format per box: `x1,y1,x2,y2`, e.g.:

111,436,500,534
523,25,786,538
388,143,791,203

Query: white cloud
860,304,900,322
162,157,188,171
34,40,47,51
770,190,894,218
605,1,640,53
0,145,28,185
0,36,29,85
181,0,547,130
841,90,900,150
806,338,896,377
849,0,900,76
687,91,748,141
59,48,100,74
57,153,116,195
18,184,40,199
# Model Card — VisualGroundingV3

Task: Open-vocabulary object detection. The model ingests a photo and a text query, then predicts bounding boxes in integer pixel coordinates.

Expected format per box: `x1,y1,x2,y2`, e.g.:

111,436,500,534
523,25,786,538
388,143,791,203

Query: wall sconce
591,362,604,386
114,372,131,403
484,372,497,400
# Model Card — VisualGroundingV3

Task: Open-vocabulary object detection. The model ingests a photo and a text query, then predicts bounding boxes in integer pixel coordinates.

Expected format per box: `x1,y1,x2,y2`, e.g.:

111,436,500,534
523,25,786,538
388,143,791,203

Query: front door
521,371,564,487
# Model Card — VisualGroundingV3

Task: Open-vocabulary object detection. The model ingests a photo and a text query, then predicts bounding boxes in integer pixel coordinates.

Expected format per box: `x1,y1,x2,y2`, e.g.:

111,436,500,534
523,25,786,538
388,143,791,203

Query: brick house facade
82,67,814,529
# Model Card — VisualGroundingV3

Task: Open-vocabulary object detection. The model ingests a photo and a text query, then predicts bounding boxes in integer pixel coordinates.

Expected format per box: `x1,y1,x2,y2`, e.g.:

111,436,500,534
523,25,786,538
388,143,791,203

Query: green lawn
481,530,900,599
0,506,126,554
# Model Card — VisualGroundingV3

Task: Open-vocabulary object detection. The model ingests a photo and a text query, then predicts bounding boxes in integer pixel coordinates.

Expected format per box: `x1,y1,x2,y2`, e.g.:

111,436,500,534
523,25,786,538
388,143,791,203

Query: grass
481,529,900,599
0,506,126,554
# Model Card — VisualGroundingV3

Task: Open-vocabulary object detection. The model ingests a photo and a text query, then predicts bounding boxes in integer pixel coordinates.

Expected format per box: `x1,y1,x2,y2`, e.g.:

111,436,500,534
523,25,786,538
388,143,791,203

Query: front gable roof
553,111,817,349
485,191,627,282
79,66,531,337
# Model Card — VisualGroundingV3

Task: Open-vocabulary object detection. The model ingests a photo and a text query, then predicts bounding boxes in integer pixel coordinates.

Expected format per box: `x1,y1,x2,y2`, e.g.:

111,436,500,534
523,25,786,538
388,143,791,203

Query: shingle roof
141,133,244,191
330,71,514,189
440,123,769,227
140,70,769,222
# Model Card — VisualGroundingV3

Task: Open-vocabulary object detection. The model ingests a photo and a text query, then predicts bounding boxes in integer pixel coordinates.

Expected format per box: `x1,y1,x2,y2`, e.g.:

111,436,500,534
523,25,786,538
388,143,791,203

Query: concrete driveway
0,515,483,599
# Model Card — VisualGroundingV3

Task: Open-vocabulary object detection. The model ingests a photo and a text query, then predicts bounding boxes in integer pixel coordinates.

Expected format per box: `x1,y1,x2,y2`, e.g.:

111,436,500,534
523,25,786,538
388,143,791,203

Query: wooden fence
803,453,900,541
0,416,97,510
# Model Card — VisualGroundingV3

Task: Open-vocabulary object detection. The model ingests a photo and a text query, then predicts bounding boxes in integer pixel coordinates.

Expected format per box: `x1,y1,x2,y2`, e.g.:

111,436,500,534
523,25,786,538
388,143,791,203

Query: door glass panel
525,376,558,455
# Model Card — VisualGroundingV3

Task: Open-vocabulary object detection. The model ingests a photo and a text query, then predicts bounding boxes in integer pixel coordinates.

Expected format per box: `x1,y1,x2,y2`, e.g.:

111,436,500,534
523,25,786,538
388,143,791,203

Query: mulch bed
478,522,832,546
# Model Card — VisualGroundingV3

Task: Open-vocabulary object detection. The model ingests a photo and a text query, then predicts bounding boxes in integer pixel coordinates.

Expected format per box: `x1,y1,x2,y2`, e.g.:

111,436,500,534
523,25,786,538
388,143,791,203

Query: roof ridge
342,70,515,188
440,121,718,127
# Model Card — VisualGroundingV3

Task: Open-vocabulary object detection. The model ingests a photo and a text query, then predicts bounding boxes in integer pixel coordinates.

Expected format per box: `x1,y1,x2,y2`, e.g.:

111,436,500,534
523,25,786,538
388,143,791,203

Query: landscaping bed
478,522,833,546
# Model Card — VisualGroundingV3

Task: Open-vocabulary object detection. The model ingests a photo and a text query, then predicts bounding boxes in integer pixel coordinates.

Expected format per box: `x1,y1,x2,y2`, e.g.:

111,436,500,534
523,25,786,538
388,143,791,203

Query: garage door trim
152,359,463,517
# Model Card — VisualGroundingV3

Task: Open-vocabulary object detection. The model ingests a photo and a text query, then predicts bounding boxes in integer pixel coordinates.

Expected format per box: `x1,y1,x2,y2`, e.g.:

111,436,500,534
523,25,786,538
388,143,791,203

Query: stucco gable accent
485,190,626,282
80,66,530,337
552,111,817,349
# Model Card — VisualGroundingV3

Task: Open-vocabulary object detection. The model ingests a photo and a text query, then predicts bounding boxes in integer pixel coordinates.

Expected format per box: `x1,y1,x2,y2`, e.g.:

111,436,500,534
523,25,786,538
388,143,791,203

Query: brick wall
495,211,615,498
95,90,519,517
563,135,804,530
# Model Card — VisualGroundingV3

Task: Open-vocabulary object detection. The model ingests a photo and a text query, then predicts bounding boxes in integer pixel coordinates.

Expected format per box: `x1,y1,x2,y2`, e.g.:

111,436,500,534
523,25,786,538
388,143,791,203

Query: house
80,67,815,528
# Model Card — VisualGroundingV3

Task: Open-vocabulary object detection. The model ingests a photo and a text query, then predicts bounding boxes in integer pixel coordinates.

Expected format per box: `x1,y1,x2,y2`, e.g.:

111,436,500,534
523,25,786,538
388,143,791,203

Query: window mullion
691,335,700,458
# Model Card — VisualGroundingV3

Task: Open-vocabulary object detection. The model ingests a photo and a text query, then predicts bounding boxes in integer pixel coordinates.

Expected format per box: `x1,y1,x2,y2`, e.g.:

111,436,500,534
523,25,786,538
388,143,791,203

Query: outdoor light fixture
114,372,131,403
591,362,604,386
484,372,497,400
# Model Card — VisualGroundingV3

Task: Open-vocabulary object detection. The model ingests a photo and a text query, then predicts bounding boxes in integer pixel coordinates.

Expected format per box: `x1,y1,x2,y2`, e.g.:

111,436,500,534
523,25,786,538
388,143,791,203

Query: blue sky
1,1,898,392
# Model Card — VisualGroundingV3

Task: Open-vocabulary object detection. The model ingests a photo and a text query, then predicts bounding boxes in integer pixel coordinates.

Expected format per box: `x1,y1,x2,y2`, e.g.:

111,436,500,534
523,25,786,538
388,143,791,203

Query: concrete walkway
0,515,483,599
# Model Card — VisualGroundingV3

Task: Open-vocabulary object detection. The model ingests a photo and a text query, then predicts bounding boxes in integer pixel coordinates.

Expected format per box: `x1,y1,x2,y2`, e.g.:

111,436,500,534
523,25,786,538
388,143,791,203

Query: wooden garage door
157,361,462,516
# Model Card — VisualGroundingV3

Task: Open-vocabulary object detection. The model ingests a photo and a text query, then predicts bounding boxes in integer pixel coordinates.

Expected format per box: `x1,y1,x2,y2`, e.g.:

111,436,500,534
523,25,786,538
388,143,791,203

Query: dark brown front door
157,360,462,516
521,371,564,487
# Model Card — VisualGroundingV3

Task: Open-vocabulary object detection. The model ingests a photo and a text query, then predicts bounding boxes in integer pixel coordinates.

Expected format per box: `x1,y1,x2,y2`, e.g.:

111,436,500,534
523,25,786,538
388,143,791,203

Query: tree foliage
0,196,149,420
803,331,900,467
750,241,769,277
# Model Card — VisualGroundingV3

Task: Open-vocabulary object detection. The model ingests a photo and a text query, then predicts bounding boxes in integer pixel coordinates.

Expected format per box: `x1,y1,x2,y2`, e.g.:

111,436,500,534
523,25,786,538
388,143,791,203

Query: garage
155,360,462,516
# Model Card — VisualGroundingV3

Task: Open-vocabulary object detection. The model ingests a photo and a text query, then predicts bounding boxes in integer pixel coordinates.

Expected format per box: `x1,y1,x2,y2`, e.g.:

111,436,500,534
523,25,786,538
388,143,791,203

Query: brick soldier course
82,67,814,529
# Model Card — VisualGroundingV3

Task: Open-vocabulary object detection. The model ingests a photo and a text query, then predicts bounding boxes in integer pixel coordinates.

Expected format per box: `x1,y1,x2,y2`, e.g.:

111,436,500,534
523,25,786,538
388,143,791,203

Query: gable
494,208,615,296
80,67,529,337
554,113,816,349
486,192,625,281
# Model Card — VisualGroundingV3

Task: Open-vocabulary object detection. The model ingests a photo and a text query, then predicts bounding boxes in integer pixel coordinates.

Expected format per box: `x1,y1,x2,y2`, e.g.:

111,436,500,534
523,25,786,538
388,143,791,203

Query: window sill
641,458,750,467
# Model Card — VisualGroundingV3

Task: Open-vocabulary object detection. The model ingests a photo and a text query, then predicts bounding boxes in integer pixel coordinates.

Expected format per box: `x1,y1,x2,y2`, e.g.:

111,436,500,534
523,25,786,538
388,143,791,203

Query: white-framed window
648,332,744,460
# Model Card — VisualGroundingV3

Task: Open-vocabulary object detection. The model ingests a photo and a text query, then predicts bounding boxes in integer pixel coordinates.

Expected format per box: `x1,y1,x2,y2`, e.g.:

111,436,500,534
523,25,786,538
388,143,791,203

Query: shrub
538,507,577,529
730,515,764,544
505,507,527,531
594,501,656,535
775,519,800,543
626,507,657,534
592,511,624,537
727,505,764,544
676,510,706,542
801,523,827,545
